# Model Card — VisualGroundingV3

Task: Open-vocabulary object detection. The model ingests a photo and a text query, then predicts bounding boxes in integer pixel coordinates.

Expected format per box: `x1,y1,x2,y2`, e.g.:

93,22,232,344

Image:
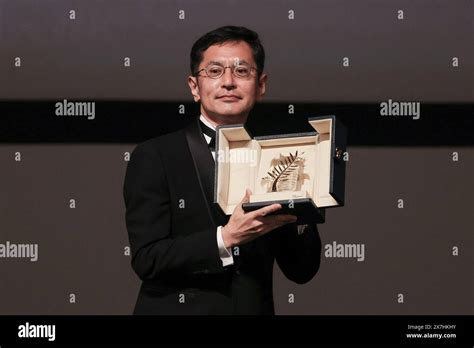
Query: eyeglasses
195,63,257,79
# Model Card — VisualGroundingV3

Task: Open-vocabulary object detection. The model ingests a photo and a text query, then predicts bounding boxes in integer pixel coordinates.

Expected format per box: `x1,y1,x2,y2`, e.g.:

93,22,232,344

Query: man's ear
187,75,201,102
256,73,267,101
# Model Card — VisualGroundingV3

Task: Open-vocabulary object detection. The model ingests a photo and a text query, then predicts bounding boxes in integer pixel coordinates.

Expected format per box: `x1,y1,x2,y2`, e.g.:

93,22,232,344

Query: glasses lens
233,65,251,78
206,65,224,78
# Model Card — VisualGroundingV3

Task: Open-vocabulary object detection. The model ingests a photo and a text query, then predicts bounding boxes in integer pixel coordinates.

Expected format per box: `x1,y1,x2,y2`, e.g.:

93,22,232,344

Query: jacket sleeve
123,142,225,281
274,222,322,284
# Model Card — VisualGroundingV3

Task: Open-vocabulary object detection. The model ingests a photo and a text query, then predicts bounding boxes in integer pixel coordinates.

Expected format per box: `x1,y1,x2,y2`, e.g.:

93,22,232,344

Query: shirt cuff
216,226,234,267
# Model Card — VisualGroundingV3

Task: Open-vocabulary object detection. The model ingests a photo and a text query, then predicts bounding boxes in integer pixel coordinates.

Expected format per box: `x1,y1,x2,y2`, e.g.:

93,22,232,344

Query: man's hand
221,189,297,248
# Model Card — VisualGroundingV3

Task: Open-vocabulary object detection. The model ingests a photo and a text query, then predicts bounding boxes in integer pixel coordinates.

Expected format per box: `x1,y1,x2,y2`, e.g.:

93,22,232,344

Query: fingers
256,214,295,223
252,214,297,235
231,189,298,246
235,190,290,220
247,214,295,233
251,203,282,219
238,213,298,245
243,188,251,203
235,188,252,213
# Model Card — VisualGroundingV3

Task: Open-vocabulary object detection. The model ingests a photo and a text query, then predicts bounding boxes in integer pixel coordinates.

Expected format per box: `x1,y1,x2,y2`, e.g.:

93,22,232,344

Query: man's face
188,41,267,125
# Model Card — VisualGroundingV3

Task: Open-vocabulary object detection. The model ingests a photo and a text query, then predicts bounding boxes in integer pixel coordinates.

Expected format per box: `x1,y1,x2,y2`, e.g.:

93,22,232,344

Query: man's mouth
217,95,241,101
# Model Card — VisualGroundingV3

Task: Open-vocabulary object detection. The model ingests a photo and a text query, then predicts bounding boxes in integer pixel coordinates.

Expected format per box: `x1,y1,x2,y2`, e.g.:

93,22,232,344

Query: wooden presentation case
214,115,347,224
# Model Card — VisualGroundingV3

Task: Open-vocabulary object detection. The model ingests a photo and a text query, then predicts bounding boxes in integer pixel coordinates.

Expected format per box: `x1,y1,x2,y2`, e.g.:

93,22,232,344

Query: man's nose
221,67,236,89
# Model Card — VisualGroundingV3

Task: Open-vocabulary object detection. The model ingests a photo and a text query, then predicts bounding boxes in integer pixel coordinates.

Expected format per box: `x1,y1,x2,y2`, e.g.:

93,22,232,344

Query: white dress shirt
200,115,234,267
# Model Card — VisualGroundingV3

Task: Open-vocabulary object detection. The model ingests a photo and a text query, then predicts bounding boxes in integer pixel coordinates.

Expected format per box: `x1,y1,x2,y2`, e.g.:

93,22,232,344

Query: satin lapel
185,117,228,226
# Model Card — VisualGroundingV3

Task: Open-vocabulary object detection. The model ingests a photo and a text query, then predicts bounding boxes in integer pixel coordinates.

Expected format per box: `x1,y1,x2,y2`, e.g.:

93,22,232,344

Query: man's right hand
221,188,297,248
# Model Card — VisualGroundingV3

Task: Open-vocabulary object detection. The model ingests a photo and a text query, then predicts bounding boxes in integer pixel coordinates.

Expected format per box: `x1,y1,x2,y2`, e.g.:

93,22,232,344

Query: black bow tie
199,120,216,151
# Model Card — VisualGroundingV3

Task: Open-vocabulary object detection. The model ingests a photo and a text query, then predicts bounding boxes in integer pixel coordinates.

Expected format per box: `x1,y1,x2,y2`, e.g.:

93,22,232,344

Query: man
123,26,322,315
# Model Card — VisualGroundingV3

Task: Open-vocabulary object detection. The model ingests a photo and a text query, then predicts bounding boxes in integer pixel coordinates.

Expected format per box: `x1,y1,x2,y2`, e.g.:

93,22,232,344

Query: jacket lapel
185,117,228,227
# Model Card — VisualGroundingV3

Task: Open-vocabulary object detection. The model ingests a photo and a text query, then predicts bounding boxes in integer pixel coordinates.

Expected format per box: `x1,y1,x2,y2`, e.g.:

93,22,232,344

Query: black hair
190,25,265,77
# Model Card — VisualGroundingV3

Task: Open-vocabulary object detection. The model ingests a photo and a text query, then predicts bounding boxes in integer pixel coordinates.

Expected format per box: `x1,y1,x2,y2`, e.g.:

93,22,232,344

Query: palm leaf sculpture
263,151,305,192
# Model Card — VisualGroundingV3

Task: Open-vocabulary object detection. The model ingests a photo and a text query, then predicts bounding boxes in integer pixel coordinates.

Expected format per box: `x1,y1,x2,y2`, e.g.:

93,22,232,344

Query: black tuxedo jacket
123,116,322,315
